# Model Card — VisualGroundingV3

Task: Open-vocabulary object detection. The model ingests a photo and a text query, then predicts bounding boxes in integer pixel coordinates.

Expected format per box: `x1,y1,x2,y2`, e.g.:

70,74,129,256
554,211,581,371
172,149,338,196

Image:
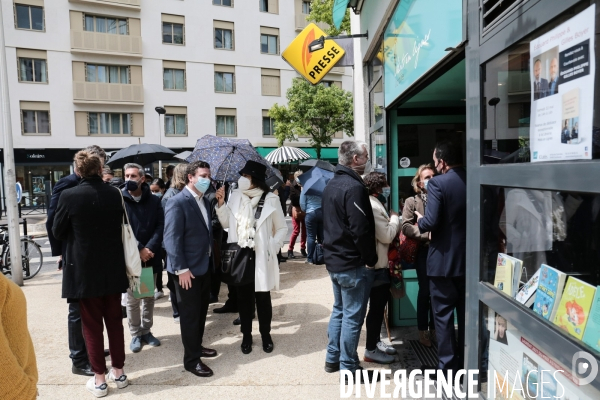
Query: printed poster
530,5,595,162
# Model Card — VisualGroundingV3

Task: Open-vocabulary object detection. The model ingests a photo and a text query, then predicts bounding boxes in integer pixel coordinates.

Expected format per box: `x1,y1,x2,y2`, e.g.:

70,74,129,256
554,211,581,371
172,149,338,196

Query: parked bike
0,225,43,280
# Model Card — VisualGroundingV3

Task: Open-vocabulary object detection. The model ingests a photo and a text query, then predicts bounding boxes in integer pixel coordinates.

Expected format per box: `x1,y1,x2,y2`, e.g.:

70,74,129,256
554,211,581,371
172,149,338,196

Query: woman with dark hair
150,178,166,198
53,150,130,397
215,161,287,354
402,164,436,347
362,172,400,364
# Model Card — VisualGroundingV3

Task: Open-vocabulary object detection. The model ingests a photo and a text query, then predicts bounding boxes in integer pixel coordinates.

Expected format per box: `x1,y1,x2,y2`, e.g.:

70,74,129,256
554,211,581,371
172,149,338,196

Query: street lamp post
155,106,166,179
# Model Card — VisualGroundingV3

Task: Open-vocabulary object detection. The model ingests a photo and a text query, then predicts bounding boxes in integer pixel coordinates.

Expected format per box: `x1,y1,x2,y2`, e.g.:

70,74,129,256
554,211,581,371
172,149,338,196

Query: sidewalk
23,246,420,399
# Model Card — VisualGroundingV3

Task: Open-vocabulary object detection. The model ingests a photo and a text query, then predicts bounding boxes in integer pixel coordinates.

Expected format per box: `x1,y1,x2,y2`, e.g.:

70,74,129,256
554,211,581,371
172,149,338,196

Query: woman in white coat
215,161,287,355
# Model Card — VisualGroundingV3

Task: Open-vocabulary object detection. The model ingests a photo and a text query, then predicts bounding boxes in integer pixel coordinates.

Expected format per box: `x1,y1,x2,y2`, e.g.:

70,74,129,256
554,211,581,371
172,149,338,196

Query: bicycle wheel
4,238,44,280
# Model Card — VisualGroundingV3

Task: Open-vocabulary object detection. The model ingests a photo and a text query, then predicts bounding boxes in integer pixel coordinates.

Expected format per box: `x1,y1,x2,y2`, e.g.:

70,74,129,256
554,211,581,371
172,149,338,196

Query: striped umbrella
265,146,311,164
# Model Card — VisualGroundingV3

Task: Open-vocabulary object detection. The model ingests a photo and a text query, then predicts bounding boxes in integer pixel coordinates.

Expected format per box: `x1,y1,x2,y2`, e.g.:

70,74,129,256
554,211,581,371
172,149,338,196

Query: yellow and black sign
282,23,345,85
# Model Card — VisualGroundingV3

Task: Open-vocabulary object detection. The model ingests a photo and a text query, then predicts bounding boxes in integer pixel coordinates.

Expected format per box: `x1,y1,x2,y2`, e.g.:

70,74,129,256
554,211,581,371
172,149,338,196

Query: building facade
0,0,352,204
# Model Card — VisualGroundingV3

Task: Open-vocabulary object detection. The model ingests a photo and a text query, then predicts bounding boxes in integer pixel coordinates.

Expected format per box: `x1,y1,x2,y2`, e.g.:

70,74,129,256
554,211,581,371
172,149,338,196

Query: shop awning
256,147,338,162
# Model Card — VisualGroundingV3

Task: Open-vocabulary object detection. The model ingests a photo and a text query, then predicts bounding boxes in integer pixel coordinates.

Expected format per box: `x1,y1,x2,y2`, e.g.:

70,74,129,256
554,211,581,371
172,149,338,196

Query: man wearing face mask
163,160,217,377
121,163,164,353
415,141,466,375
322,140,379,383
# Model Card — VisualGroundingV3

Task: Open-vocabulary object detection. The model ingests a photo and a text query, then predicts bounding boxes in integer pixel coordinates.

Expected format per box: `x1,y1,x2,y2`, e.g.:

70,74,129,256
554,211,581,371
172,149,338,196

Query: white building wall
1,0,353,151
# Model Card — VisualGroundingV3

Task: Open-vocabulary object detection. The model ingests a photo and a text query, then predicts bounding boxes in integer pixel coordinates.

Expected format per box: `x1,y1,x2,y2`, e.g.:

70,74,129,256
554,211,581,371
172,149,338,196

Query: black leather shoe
301,249,307,257
262,335,274,353
201,346,218,358
287,250,296,259
325,362,340,373
213,304,238,314
104,349,110,357
186,362,214,378
72,364,94,376
241,337,253,354
233,313,255,325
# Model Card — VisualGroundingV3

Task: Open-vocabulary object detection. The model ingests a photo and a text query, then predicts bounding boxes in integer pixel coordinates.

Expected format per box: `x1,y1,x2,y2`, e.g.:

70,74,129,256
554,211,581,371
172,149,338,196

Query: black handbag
312,240,325,265
220,192,268,286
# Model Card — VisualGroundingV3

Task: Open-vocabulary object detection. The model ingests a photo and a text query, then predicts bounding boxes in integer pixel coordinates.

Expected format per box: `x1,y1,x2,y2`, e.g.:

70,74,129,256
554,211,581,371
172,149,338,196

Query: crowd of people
1,138,467,398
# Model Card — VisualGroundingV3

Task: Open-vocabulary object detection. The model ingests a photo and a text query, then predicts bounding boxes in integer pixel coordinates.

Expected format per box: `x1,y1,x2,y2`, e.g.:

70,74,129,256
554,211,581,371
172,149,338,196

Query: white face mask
238,176,251,191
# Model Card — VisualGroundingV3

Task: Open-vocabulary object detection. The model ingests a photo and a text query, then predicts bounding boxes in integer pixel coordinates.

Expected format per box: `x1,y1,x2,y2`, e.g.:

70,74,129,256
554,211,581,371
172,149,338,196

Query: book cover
533,264,567,321
582,286,600,351
553,277,596,340
515,269,540,307
505,255,524,297
494,253,514,296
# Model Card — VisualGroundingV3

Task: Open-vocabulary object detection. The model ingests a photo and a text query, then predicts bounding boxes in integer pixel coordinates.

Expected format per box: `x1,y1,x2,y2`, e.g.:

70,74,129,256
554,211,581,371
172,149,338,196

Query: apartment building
0,0,352,202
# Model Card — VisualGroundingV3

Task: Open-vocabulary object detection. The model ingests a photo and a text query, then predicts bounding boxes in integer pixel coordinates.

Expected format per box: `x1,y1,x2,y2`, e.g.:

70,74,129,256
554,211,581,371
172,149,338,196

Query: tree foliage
306,0,351,36
269,78,354,159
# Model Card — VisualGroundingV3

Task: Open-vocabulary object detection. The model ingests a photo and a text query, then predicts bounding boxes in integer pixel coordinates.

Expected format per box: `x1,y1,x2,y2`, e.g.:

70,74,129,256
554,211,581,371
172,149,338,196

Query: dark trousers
166,270,180,318
237,282,271,336
155,270,164,292
416,248,435,331
429,276,466,372
172,271,211,370
365,282,390,351
224,284,238,309
68,302,89,367
79,294,125,375
210,239,223,298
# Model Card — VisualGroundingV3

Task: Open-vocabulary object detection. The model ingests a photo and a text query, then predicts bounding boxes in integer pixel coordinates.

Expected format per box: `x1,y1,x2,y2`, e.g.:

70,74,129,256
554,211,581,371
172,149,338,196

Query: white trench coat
216,190,287,292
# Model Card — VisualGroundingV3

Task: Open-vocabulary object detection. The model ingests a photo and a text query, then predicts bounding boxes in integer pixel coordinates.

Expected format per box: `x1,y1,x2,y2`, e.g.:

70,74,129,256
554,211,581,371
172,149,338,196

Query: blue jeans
326,266,375,372
305,208,323,263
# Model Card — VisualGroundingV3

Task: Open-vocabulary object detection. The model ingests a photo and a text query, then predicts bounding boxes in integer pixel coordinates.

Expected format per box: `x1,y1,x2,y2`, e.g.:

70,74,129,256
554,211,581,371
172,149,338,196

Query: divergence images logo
572,351,598,386
301,29,315,75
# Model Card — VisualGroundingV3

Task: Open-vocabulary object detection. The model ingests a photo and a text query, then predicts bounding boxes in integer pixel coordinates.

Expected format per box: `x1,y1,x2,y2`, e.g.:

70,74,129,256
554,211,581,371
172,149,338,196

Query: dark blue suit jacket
417,167,467,277
163,188,213,277
46,173,80,257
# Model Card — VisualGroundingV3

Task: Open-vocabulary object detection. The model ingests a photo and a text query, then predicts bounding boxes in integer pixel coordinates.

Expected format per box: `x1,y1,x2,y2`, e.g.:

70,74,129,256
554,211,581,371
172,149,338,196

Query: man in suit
164,160,217,377
571,122,579,141
415,141,466,375
533,59,548,100
548,57,559,96
46,145,106,377
561,120,571,144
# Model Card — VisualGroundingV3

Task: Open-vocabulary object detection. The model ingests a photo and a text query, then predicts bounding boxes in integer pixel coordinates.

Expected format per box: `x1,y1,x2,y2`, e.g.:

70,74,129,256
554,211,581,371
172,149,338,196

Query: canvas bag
133,265,155,299
118,189,142,292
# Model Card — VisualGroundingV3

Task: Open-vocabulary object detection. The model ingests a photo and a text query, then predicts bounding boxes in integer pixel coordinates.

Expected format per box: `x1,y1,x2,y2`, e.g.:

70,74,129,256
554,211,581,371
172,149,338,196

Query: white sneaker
174,317,180,324
377,341,397,355
108,369,129,389
86,377,108,398
154,290,164,300
364,348,395,364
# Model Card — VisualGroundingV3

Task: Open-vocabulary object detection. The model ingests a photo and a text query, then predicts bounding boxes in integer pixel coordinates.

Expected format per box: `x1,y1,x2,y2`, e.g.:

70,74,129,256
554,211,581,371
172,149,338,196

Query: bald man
533,59,548,100
548,57,559,96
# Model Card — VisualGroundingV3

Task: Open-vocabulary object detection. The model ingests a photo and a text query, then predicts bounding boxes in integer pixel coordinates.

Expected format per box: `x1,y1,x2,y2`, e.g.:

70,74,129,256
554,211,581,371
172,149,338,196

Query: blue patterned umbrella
186,135,281,182
297,166,334,196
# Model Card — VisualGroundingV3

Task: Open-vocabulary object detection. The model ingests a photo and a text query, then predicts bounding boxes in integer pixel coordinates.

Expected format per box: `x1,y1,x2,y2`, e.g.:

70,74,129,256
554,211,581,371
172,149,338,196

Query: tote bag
133,265,155,299
119,190,142,291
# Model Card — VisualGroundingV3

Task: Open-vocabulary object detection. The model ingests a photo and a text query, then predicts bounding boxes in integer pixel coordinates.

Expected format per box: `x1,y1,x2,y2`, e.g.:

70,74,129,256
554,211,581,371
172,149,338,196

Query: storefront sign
282,23,345,85
26,154,45,159
383,0,462,107
530,5,596,162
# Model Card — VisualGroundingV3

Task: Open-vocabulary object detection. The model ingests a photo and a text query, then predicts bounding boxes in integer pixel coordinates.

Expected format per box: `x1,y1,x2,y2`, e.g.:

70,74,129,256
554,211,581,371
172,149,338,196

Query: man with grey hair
47,145,107,376
121,163,164,353
322,140,379,383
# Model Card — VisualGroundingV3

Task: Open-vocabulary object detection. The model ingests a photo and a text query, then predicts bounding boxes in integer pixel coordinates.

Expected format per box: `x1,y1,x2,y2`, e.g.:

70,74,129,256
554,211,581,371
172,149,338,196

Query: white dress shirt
175,186,210,275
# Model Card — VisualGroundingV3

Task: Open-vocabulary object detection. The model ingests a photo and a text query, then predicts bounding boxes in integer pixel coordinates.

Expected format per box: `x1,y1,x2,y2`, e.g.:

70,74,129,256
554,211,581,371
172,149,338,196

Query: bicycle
0,225,44,280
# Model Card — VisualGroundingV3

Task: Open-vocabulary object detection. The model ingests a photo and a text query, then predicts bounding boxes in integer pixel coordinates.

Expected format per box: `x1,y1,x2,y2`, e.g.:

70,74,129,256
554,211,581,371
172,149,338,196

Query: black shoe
344,368,381,384
287,250,296,259
301,249,307,257
241,335,253,354
262,334,274,353
104,349,110,357
233,313,255,325
185,362,214,378
213,304,238,314
209,295,218,304
325,362,340,373
72,364,94,376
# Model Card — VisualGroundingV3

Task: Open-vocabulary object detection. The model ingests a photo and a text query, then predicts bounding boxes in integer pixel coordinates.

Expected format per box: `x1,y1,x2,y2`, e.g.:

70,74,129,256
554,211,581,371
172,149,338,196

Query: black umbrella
106,144,176,169
299,159,335,172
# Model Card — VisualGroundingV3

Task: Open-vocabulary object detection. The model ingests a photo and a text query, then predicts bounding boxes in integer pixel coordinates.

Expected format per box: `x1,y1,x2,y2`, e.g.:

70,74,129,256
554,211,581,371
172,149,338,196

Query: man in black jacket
322,140,378,379
46,145,106,377
121,163,164,353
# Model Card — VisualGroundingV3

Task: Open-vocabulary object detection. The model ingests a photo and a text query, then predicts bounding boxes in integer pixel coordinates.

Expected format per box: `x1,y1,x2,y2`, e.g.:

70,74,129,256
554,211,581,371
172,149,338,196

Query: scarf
420,193,428,210
235,187,265,248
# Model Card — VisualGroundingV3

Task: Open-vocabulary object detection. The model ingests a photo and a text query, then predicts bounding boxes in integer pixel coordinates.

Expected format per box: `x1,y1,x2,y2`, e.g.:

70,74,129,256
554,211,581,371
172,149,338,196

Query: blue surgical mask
194,177,211,194
382,187,391,197
424,179,430,191
152,192,163,198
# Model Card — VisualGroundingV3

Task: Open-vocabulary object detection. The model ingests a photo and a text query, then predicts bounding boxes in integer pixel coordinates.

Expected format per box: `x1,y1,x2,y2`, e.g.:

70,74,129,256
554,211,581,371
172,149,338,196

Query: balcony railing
69,0,141,9
295,14,328,32
73,82,144,104
71,31,142,56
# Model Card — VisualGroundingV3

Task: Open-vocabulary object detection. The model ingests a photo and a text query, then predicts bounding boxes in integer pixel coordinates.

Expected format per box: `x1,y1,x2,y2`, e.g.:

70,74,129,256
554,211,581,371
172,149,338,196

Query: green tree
269,78,354,159
306,0,351,36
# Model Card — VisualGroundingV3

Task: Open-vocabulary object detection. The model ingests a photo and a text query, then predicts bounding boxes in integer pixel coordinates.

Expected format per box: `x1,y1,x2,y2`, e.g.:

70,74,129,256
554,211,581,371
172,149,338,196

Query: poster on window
530,5,595,162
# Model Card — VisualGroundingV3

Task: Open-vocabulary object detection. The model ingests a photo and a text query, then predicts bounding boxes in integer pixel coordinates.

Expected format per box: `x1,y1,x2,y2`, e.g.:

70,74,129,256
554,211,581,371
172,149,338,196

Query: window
162,14,184,45
216,108,236,136
164,106,187,136
260,27,279,55
163,61,186,90
15,3,44,31
213,0,232,6
85,64,129,84
84,15,127,34
302,1,311,14
20,101,50,135
261,68,280,96
88,113,131,134
262,110,275,136
17,49,47,83
260,0,278,13
214,21,234,50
